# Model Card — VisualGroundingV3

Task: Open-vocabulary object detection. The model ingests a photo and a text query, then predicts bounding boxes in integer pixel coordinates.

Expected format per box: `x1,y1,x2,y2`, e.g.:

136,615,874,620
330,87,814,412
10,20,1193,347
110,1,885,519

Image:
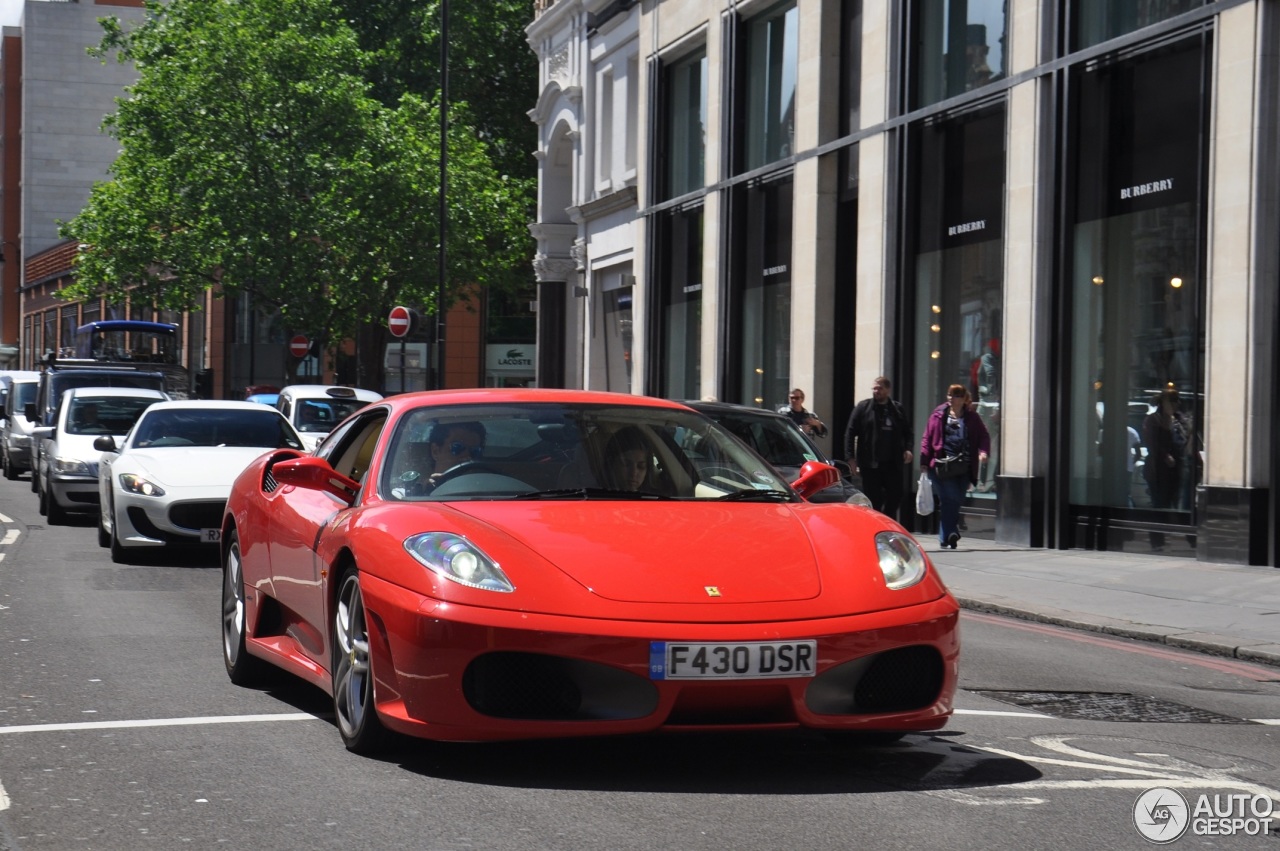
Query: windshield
131,408,303,450
67,395,159,436
380,402,794,502
702,409,824,469
293,398,369,433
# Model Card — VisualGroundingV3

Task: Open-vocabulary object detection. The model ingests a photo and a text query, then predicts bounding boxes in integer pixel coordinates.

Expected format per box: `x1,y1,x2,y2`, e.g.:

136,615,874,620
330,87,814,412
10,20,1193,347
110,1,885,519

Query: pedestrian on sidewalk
1142,387,1192,551
779,388,828,438
844,376,913,520
920,384,990,549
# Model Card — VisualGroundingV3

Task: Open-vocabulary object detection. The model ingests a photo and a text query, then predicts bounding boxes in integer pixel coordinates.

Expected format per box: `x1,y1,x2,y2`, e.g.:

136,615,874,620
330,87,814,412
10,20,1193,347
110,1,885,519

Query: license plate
200,528,221,543
649,640,817,680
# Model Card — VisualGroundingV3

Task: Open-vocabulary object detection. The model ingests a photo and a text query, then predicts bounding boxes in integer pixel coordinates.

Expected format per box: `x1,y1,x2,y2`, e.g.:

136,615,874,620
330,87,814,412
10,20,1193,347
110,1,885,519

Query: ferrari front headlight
874,531,927,590
119,473,166,497
845,490,873,508
404,532,514,593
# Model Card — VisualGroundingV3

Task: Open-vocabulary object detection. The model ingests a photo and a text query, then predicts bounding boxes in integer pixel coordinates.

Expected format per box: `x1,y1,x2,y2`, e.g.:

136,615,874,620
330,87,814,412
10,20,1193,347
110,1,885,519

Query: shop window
1066,36,1208,518
653,205,703,399
593,270,633,394
910,0,1007,110
908,103,1006,500
728,176,793,408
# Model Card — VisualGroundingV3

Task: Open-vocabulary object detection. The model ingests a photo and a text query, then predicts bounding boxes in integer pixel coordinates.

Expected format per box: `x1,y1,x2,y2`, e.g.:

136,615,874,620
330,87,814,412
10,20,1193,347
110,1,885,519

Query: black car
683,400,870,506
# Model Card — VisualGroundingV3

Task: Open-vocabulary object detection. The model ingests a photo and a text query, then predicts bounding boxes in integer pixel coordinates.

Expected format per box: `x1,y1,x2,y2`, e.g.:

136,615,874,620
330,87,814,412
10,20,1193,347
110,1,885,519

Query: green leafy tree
62,0,533,386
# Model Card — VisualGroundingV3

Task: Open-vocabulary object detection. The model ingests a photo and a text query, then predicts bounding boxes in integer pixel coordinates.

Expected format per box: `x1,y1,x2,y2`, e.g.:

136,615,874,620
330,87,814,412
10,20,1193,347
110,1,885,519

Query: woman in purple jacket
920,384,991,549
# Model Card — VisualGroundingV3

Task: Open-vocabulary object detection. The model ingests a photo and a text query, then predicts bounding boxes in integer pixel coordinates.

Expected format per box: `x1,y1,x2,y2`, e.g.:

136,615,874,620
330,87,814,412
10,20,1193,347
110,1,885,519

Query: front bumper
352,573,960,742
115,491,226,548
49,473,100,512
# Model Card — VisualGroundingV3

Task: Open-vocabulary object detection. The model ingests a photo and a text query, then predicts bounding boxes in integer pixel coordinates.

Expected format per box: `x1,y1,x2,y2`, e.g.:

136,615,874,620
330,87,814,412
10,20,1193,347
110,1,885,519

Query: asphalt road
0,473,1277,850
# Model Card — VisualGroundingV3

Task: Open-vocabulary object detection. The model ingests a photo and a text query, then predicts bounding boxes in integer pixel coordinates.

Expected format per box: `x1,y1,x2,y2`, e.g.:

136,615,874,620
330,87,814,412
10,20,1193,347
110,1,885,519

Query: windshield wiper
514,487,676,501
715,489,794,502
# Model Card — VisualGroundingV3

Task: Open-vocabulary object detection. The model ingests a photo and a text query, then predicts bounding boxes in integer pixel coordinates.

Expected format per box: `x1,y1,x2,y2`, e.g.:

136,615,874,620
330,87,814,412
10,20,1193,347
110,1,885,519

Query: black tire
109,502,129,564
332,566,388,754
97,512,110,548
2,451,14,480
37,482,48,516
46,489,67,525
29,460,37,492
222,531,268,686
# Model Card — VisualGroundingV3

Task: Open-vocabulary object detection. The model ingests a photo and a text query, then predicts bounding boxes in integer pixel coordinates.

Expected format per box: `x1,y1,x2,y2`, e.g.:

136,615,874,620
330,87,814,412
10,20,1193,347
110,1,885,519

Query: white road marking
922,734,1280,807
1,529,18,545
0,512,11,523
0,712,322,735
0,778,8,812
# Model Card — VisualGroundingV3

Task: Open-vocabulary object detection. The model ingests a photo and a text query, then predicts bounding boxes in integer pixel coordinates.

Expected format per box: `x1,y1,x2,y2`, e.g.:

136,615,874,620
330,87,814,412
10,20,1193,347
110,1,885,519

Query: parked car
32,387,168,524
26,363,167,494
1,372,41,479
97,400,304,562
276,384,383,451
683,400,870,505
220,388,957,754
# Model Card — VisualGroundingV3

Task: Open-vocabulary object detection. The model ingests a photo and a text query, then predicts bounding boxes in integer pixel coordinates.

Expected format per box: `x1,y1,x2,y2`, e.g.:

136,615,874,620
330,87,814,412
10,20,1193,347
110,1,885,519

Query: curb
955,596,1280,670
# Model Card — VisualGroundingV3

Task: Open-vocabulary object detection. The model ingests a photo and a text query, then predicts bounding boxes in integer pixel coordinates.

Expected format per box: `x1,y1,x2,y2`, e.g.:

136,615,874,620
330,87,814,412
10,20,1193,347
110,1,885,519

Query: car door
266,408,388,667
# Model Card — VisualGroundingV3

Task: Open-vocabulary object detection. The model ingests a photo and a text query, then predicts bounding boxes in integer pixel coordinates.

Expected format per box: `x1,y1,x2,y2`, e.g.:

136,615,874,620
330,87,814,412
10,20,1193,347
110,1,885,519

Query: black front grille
854,646,945,713
463,652,658,721
168,500,225,531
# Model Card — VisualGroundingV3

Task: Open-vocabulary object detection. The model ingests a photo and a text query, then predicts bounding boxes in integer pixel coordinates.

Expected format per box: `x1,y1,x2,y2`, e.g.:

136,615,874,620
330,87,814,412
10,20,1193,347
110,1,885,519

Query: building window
661,48,708,200
729,175,793,408
59,305,78,358
840,0,863,136
654,205,703,399
737,2,798,173
910,0,1007,110
1065,36,1208,517
598,67,615,190
625,55,639,178
1071,0,1205,51
908,103,1006,500
42,310,56,360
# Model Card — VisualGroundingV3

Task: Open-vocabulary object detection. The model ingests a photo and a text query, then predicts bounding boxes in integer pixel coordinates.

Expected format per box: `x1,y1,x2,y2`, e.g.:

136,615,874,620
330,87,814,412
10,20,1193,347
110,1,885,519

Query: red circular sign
289,334,310,358
388,305,413,338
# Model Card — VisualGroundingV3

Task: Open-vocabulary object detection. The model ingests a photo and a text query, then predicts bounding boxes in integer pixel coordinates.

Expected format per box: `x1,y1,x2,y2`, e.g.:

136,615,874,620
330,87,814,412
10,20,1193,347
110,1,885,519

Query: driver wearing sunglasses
426,421,488,487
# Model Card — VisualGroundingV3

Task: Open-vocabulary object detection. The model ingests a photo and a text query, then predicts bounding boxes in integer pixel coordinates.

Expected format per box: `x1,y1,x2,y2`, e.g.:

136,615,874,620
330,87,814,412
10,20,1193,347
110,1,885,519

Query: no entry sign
289,334,310,358
389,305,416,338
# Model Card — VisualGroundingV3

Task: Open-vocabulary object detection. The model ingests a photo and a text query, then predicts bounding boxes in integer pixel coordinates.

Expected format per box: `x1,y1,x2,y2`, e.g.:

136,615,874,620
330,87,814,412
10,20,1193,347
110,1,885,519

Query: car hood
125,446,269,486
53,433,128,463
449,501,842,605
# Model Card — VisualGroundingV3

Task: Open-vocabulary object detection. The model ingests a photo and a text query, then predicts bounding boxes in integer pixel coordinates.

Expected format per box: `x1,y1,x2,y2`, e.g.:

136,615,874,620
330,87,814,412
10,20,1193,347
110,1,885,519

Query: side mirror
94,435,117,452
271,455,359,504
832,459,853,477
31,426,54,441
791,460,841,500
23,402,37,423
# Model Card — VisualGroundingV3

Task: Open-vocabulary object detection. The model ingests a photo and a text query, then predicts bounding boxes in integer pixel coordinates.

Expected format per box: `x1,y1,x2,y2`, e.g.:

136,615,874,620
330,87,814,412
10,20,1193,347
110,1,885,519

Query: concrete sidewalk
924,542,1280,667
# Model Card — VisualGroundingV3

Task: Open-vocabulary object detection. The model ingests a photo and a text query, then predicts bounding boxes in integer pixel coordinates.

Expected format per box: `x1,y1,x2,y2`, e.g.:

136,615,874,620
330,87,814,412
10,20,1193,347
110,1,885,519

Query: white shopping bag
916,471,935,515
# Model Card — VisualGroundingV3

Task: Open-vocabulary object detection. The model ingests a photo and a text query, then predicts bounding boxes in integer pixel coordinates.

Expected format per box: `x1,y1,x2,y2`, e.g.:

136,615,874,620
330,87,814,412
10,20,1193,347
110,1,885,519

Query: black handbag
935,454,970,478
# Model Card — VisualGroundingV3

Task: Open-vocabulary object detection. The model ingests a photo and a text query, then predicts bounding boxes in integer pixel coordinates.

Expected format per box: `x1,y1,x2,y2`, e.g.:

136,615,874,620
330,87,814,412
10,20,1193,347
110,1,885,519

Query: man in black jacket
844,376,913,520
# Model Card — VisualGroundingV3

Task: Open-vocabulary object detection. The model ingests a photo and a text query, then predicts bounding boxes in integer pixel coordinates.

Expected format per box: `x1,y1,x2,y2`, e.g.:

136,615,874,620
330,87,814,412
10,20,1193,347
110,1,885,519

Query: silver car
1,372,41,480
33,387,168,524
